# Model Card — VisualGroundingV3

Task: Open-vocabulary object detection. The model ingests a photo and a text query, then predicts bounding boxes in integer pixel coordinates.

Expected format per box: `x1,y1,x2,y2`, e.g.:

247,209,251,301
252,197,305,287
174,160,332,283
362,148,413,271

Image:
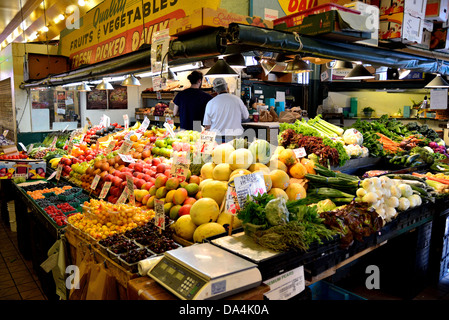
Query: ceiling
0,0,102,49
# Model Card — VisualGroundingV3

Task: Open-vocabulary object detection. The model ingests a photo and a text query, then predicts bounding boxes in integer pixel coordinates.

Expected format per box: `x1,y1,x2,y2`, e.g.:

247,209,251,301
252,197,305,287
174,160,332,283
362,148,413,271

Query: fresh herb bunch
237,193,275,228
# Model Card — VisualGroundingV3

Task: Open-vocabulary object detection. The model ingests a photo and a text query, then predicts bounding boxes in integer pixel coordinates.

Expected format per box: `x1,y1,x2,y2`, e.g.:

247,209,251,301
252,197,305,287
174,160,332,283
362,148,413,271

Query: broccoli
406,122,420,131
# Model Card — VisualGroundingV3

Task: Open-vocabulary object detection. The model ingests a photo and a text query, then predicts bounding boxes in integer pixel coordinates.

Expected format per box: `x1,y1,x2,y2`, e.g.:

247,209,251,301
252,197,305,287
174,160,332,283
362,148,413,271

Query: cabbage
248,139,272,164
316,199,336,213
343,129,364,146
265,197,289,226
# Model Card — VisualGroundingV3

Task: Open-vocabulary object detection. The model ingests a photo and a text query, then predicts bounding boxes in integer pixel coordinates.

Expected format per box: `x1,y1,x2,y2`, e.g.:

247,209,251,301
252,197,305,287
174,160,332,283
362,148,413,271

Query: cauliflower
344,144,363,158
343,129,364,146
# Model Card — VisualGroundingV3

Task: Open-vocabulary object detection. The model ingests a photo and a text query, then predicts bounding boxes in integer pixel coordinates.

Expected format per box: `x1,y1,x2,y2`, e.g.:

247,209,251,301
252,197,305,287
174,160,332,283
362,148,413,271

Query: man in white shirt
203,78,249,142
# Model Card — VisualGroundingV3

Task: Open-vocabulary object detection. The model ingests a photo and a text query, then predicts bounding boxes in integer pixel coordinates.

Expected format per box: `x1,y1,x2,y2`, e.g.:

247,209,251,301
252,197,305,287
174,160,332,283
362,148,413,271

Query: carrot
412,172,449,185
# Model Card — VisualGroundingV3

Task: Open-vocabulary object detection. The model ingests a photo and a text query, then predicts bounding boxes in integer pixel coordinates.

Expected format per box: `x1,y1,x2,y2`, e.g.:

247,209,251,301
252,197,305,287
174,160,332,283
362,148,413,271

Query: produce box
273,3,360,29
27,161,46,179
425,0,449,22
0,144,19,156
430,26,449,53
287,10,374,42
379,0,428,19
344,1,380,46
379,12,430,44
169,7,273,36
0,162,15,179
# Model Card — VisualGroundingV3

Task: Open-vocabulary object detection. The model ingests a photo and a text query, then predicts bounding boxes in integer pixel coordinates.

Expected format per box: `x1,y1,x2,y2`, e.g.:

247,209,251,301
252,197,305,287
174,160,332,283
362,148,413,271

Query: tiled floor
0,219,46,300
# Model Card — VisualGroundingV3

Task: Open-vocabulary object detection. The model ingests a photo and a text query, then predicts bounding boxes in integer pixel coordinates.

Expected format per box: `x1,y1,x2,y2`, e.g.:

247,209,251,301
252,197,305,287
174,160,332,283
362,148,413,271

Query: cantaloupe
268,188,289,201
201,181,227,207
212,144,235,164
269,169,290,190
285,183,307,201
193,222,226,243
278,149,297,166
289,162,308,179
227,149,254,170
200,162,215,179
212,163,232,181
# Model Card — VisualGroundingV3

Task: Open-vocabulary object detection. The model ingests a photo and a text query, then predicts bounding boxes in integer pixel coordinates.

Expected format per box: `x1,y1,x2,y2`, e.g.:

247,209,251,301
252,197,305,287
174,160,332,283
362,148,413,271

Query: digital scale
148,243,262,300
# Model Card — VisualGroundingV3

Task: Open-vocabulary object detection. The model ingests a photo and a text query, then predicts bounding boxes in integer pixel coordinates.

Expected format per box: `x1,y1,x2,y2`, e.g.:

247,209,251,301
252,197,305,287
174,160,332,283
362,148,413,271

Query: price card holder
200,130,216,154
90,174,101,190
154,199,165,232
56,163,63,181
170,153,190,182
126,176,135,205
18,142,27,152
119,153,135,163
123,114,129,130
50,136,58,148
293,147,307,159
47,170,57,181
137,116,150,134
105,140,116,153
233,172,267,209
118,140,133,154
28,144,34,154
163,122,176,139
3,130,8,137
263,266,305,300
99,181,112,199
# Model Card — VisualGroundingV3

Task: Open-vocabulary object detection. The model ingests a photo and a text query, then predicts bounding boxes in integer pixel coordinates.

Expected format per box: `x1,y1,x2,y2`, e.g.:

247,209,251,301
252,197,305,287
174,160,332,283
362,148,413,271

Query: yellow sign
277,0,317,15
58,0,221,69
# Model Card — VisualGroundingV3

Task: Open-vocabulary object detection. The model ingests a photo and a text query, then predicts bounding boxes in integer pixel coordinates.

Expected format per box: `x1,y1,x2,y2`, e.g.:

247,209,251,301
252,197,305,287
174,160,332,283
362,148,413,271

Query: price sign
82,124,88,134
293,147,307,159
154,199,165,230
263,266,305,300
233,172,267,208
47,170,57,181
123,114,129,129
56,163,63,181
50,136,58,148
170,153,190,182
224,186,239,215
86,117,92,127
163,122,176,139
126,176,135,205
136,116,150,135
118,140,133,154
18,142,27,151
200,130,216,154
27,144,34,153
105,140,116,153
119,153,135,163
99,181,112,199
90,174,101,190
117,187,129,204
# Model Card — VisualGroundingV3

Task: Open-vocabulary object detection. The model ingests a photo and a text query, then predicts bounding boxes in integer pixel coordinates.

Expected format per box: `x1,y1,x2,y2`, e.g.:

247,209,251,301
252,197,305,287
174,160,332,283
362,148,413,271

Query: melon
217,212,242,230
200,162,215,179
199,178,213,190
230,169,251,179
300,158,316,174
212,163,232,181
174,215,197,241
190,198,220,226
268,188,289,201
212,143,235,164
227,149,254,170
201,181,227,207
285,183,307,201
289,162,308,179
253,170,272,192
269,169,290,190
248,139,272,164
193,222,226,243
268,159,288,172
278,149,297,166
248,162,270,174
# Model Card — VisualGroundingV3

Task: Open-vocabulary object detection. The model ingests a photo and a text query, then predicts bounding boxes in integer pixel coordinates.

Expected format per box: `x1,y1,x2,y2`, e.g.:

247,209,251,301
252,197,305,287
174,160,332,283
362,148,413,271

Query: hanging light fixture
162,68,177,81
224,53,246,69
331,60,353,70
205,58,238,78
77,82,91,92
425,74,449,88
96,79,114,90
121,74,141,86
284,56,312,73
398,68,411,79
260,57,276,75
344,64,374,80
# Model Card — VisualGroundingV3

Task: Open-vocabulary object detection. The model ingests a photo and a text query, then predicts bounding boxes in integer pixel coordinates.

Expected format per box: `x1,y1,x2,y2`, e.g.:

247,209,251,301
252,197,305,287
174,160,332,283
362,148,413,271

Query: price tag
156,91,162,100
119,153,135,163
18,142,27,151
2,130,8,137
56,163,63,181
86,117,92,127
224,186,239,215
62,124,70,132
126,176,135,205
28,144,34,153
117,187,129,204
99,181,112,199
154,199,165,230
123,114,129,130
90,174,101,190
263,266,305,300
233,172,267,208
67,140,74,154
118,140,133,154
105,140,116,153
50,136,58,148
137,116,150,134
47,170,57,181
293,147,307,159
163,122,176,139
170,153,190,182
154,116,160,121
200,130,216,154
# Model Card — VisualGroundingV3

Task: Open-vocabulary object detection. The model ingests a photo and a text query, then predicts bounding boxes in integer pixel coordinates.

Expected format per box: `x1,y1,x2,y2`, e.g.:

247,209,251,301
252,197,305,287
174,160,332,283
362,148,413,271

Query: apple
152,157,162,166
135,179,146,189
112,177,123,187
141,181,154,191
134,163,144,172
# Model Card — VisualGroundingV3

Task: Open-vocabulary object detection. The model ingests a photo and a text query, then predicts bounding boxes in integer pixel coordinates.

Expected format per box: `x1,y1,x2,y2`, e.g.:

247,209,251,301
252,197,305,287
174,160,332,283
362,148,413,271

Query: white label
233,172,267,208
56,163,63,180
2,130,8,137
99,181,112,199
123,114,129,130
47,170,57,181
28,144,34,153
263,266,305,300
163,122,175,139
138,116,150,134
200,130,216,154
50,136,58,148
118,140,133,154
18,143,27,151
90,174,101,190
126,176,135,205
154,199,165,230
62,124,70,132
105,140,115,153
293,147,307,159
119,153,135,163
224,187,239,215
117,187,129,204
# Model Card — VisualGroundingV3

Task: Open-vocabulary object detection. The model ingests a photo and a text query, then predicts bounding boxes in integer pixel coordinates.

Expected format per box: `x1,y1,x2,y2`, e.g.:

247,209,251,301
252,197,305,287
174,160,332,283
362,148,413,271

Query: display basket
57,187,82,201
118,248,156,273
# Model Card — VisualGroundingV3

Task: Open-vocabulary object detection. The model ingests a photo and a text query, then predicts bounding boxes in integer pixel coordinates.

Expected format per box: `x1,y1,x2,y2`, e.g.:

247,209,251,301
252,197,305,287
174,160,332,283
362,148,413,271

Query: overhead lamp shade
205,59,238,77
77,82,91,92
425,74,449,88
96,80,114,90
260,58,276,75
284,56,312,73
344,64,374,80
332,60,353,70
162,68,177,81
121,74,141,86
224,54,246,68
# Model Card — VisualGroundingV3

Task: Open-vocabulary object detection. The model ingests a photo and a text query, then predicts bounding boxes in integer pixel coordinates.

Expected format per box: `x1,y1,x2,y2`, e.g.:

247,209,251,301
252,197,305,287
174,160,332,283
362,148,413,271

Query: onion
356,188,367,198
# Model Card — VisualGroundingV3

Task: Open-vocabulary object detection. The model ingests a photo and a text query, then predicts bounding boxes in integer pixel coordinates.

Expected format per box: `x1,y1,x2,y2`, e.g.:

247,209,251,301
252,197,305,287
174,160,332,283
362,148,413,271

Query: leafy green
237,193,275,228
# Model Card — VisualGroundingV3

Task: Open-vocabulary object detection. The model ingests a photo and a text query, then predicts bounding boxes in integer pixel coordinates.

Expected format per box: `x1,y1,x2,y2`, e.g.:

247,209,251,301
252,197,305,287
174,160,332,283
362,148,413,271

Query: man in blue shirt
173,71,212,130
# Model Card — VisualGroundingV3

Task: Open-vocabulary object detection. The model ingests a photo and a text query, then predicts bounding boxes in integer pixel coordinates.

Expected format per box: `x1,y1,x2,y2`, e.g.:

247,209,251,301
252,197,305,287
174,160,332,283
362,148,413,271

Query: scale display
148,243,262,300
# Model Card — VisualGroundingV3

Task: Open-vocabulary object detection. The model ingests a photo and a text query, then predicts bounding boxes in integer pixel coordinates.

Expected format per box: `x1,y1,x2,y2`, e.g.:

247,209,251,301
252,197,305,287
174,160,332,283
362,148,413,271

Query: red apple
152,157,162,166
134,163,144,172
156,163,166,173
178,204,192,216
